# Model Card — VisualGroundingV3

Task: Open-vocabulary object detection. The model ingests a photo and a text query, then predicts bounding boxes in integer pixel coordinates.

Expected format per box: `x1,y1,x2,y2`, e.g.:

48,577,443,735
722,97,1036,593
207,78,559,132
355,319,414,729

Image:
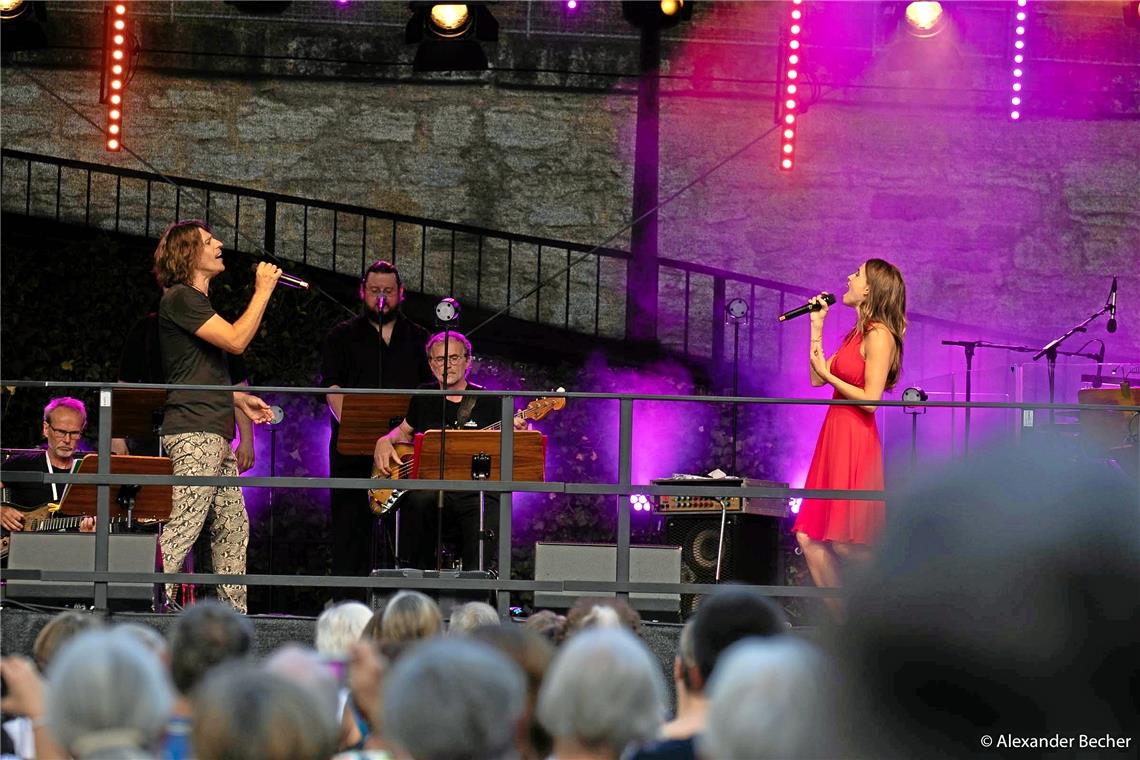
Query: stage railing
2,379,1134,615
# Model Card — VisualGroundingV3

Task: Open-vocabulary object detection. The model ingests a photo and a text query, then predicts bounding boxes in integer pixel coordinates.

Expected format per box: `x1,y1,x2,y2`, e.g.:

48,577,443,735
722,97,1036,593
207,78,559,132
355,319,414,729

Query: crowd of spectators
1,442,1134,759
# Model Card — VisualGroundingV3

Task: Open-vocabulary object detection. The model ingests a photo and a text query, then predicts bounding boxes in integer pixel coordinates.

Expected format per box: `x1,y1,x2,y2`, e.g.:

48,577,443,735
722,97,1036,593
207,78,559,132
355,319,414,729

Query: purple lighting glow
567,0,577,9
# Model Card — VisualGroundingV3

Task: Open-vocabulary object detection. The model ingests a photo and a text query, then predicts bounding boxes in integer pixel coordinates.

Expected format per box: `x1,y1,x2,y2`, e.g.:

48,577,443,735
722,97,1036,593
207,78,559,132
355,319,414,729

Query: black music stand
411,430,546,573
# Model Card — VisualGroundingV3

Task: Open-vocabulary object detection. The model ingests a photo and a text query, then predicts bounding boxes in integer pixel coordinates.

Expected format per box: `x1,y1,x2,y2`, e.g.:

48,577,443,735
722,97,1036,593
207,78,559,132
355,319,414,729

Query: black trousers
395,488,499,572
328,447,376,586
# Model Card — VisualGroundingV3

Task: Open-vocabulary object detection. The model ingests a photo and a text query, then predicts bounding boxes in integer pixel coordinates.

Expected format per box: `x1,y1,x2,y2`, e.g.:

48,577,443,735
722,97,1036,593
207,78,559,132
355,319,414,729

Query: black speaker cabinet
665,513,784,619
3,533,157,610
368,569,495,620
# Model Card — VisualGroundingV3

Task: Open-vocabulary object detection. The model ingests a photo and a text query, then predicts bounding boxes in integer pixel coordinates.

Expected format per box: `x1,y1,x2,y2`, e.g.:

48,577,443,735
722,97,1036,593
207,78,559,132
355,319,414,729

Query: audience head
378,590,443,643
262,645,340,727
698,636,830,760
315,601,373,656
383,637,527,760
537,627,665,759
114,622,169,661
470,625,557,759
673,620,696,692
564,597,641,639
448,601,500,635
167,600,254,695
689,584,787,687
192,665,339,760
523,609,567,645
33,610,102,672
835,441,1140,757
44,628,174,759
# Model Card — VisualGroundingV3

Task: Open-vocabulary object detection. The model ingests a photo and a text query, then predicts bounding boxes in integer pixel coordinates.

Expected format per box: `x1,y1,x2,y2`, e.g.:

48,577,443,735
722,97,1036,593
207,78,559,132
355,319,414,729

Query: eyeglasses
364,287,399,298
46,424,84,439
429,354,468,366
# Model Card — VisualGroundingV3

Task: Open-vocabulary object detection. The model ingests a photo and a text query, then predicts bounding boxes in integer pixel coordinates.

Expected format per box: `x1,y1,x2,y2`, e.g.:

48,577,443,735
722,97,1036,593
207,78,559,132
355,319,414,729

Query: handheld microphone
1106,276,1117,334
252,263,310,290
778,293,836,323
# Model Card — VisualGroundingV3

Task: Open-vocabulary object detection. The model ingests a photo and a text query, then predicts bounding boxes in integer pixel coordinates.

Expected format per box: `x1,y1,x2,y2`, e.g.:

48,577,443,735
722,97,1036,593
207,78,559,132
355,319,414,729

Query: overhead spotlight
0,0,29,21
622,0,692,30
428,3,471,37
1,0,47,51
406,2,497,72
904,1,945,37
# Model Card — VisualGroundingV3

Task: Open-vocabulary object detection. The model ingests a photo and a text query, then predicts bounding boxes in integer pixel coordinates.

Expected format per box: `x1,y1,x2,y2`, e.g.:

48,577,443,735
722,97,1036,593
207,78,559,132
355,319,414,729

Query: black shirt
405,382,504,432
2,449,73,510
121,311,248,384
320,312,433,445
158,284,235,438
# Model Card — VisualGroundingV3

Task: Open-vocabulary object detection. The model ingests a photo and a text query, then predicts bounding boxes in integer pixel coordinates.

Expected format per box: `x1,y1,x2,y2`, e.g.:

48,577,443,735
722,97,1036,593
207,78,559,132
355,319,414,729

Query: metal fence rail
2,378,1134,613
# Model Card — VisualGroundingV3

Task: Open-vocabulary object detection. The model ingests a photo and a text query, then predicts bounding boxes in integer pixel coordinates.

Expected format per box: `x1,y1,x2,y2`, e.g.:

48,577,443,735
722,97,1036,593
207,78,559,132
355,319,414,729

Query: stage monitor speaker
665,513,783,619
4,533,157,609
533,542,681,617
368,569,495,621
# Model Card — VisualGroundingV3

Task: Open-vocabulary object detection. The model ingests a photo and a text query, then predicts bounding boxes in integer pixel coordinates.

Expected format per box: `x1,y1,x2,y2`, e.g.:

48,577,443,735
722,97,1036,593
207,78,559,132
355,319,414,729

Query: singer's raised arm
194,262,282,354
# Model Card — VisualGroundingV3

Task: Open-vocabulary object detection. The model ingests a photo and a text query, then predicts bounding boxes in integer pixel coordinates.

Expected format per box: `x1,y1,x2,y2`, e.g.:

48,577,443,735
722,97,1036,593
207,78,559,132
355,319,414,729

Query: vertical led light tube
779,0,804,171
105,2,128,151
1009,0,1027,121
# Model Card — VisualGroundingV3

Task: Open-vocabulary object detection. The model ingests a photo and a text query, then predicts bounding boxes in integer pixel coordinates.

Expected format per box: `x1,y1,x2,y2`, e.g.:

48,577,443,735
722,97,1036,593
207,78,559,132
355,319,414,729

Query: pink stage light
1009,2,1027,121
566,0,578,9
778,0,804,172
629,493,652,512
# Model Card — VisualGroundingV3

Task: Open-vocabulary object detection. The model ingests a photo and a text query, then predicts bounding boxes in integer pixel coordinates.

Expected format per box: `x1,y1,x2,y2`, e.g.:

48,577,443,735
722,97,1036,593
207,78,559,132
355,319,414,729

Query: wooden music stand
337,394,413,456
410,430,547,482
411,430,547,571
60,455,173,523
112,388,167,439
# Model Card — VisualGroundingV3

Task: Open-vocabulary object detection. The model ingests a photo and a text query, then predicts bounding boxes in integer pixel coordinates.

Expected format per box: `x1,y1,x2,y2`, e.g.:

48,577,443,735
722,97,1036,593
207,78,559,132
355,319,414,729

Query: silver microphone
269,405,285,425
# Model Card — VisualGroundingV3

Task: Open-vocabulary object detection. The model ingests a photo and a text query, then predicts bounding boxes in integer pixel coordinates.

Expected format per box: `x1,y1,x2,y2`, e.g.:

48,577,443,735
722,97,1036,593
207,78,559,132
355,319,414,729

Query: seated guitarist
1,397,94,533
373,331,527,572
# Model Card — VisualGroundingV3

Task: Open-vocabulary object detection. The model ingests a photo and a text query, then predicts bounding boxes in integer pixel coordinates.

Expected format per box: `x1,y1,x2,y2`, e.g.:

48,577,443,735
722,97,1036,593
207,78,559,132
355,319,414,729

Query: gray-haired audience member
192,665,339,760
537,627,666,760
115,622,169,661
167,600,254,695
447,601,500,635
835,441,1140,758
698,637,829,760
263,645,340,725
315,601,374,656
44,628,175,759
383,637,526,760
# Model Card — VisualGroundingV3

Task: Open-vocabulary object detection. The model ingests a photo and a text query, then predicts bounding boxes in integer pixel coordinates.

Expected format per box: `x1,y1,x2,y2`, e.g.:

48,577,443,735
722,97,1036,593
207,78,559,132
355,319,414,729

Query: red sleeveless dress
792,327,886,545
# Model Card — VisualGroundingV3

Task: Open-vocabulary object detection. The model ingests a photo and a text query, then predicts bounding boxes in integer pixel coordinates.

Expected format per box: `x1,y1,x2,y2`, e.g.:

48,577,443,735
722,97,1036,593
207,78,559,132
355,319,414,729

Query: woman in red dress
793,259,906,615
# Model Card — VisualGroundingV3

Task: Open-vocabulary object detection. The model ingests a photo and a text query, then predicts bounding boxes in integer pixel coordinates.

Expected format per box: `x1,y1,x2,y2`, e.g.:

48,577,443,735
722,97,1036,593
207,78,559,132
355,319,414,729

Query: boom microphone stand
433,298,461,572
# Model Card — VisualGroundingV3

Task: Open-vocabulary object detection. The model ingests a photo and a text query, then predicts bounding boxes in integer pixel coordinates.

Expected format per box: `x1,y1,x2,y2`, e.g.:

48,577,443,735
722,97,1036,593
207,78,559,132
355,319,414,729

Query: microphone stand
1033,302,1113,426
436,322,452,573
373,296,385,573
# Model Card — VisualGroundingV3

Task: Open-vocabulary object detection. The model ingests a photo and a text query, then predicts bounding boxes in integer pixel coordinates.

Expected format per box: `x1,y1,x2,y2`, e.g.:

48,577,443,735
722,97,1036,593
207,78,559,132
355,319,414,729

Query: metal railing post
498,395,515,618
93,386,113,610
616,397,633,601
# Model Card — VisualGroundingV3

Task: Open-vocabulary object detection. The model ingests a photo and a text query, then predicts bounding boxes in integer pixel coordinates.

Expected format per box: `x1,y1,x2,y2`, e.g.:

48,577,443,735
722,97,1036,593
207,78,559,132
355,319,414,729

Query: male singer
153,219,281,613
320,260,432,585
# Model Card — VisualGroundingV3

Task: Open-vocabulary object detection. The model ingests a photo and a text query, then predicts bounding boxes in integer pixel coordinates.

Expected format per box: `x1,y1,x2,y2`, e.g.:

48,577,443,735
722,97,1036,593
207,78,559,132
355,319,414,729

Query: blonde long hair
856,258,907,390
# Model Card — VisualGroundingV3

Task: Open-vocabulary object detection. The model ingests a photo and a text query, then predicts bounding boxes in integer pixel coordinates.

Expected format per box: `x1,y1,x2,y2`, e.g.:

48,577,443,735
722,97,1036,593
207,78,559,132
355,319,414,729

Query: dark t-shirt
120,311,248,384
320,312,433,450
2,450,72,510
158,284,234,438
405,382,503,432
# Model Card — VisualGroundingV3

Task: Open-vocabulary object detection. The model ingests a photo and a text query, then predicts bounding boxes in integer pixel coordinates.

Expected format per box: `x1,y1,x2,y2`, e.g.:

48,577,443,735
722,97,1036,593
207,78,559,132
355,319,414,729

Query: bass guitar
1,503,136,560
367,393,566,515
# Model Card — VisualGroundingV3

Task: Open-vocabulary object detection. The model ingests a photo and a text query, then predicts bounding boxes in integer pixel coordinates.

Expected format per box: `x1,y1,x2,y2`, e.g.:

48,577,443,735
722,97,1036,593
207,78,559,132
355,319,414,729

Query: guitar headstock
520,388,567,421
